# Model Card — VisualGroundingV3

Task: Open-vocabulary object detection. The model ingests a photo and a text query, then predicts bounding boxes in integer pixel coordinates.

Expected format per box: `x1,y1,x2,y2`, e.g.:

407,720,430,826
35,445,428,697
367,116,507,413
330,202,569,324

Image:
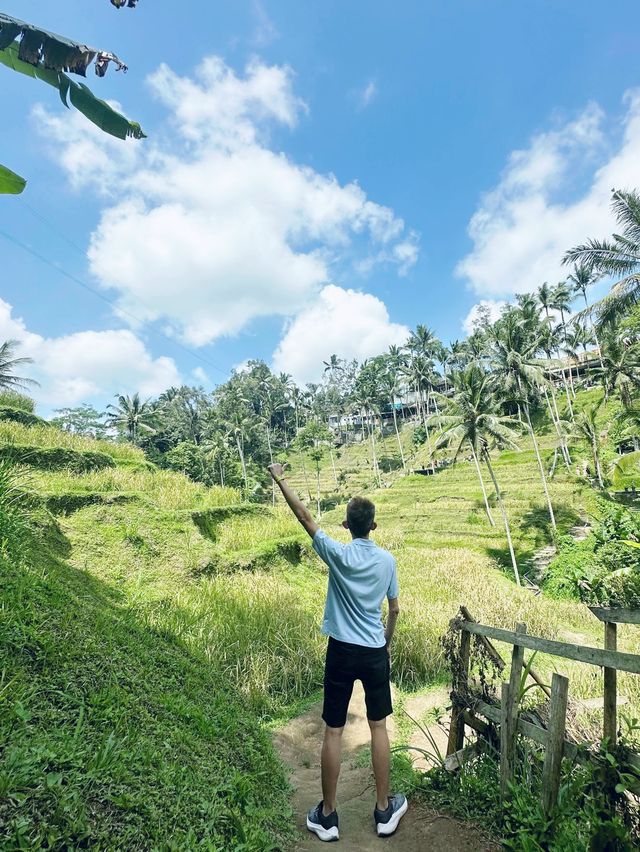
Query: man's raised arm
268,463,319,539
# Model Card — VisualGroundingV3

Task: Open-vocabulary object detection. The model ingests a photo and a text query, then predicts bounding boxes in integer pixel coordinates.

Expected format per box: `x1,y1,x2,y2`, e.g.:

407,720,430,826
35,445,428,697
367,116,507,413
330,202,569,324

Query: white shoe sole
376,798,408,837
306,817,339,842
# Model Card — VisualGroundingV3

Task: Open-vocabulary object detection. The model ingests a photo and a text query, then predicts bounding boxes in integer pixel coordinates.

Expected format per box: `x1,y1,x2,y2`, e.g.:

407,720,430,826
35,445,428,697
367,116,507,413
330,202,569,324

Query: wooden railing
447,607,640,814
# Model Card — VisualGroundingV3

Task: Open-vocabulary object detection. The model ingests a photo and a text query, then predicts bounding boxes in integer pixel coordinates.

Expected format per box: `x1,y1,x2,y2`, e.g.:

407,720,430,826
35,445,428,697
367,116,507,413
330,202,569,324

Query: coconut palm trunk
391,400,406,470
265,422,276,506
316,462,322,518
482,447,520,585
542,386,571,469
470,442,495,526
235,431,248,490
592,435,604,488
299,451,312,502
581,291,605,369
521,394,557,530
369,409,382,487
329,447,339,488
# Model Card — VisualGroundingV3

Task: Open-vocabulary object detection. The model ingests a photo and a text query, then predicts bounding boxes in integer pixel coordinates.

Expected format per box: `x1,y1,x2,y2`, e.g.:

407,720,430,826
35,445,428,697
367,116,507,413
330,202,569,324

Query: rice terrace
3,2,640,850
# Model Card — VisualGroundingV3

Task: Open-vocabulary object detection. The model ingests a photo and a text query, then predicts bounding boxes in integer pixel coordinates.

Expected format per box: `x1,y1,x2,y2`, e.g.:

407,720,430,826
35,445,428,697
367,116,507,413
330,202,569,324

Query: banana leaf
0,12,126,77
0,164,26,194
0,43,145,140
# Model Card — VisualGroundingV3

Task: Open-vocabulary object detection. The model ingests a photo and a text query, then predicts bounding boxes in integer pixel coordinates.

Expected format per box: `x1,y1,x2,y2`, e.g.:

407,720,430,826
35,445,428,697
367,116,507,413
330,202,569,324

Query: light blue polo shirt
312,530,399,648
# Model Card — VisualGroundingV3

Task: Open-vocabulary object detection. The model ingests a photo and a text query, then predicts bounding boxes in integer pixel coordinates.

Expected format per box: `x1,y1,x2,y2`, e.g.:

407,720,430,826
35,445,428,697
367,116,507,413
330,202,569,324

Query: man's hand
268,462,286,480
268,461,319,539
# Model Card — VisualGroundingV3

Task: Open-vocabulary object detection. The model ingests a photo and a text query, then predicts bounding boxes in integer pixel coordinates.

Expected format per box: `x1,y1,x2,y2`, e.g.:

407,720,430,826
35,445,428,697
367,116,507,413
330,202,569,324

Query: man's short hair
346,496,376,537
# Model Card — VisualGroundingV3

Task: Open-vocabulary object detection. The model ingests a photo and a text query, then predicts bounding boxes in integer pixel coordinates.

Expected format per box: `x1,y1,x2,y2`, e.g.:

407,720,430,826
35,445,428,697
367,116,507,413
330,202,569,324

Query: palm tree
538,323,573,468
596,329,640,404
431,364,521,583
571,404,606,488
383,351,406,470
564,189,640,328
537,282,555,322
551,280,577,398
515,293,541,332
202,431,229,487
106,393,157,443
0,340,38,391
323,354,342,376
538,284,572,408
408,325,440,359
567,263,604,368
400,352,430,438
617,403,640,452
489,313,557,530
353,363,383,487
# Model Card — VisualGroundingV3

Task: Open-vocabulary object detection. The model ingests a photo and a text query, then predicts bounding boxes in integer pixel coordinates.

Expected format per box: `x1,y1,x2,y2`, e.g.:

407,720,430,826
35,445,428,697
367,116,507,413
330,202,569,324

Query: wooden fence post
500,622,526,799
447,626,471,756
541,673,569,815
603,620,617,746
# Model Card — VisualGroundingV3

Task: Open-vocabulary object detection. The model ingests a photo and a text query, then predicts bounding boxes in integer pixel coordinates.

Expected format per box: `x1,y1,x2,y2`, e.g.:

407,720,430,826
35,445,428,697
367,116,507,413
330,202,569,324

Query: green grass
0,550,293,850
0,421,145,465
3,386,640,847
30,466,243,511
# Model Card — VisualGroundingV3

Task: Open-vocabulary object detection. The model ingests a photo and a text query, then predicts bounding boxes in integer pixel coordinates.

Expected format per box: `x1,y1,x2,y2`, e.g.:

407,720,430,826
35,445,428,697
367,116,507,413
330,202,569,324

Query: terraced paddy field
3,407,640,848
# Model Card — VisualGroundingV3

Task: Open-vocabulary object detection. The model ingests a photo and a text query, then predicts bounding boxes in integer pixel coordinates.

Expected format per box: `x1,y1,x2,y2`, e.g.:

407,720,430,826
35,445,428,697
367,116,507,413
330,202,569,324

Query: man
268,462,407,842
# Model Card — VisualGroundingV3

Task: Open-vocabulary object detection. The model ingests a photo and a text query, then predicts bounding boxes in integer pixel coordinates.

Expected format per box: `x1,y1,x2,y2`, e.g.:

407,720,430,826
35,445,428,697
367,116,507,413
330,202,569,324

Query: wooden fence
447,606,640,813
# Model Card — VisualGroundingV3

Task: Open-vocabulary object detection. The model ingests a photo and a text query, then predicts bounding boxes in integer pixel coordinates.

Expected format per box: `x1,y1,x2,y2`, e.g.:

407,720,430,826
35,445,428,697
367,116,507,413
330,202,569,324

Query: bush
416,746,638,850
0,444,116,473
0,406,46,427
412,425,427,447
544,536,601,600
544,503,640,606
0,391,34,412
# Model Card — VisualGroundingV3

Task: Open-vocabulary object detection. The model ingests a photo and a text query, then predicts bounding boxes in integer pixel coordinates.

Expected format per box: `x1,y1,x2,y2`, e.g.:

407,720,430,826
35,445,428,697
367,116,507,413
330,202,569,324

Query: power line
0,224,228,379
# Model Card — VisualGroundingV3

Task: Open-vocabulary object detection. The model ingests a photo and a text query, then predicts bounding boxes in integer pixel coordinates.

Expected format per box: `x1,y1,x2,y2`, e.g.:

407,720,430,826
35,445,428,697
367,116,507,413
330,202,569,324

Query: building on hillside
542,348,601,386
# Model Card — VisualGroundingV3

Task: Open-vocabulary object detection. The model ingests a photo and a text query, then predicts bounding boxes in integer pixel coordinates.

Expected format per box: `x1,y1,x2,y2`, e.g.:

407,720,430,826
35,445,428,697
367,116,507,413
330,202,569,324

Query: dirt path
273,683,499,851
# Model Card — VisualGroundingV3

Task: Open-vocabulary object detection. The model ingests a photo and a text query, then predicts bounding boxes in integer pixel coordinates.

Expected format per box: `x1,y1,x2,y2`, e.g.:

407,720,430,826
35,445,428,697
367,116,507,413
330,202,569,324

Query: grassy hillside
2,391,640,847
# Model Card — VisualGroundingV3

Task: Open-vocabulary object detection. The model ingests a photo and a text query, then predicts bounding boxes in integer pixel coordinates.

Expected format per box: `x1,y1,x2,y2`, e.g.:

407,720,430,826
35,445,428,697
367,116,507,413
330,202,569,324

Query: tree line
2,189,640,573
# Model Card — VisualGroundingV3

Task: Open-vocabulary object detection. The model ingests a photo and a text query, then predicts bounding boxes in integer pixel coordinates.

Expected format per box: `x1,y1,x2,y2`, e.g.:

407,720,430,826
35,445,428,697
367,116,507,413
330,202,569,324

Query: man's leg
321,724,344,815
369,717,390,811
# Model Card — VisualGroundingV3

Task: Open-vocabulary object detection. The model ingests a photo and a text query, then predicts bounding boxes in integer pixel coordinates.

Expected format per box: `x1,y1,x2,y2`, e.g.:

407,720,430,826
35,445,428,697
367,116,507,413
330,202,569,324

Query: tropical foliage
0,340,37,391
0,11,145,193
565,189,640,328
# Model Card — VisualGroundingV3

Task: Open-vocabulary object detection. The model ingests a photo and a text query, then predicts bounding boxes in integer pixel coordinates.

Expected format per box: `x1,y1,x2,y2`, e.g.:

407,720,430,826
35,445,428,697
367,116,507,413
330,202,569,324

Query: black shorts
322,636,393,729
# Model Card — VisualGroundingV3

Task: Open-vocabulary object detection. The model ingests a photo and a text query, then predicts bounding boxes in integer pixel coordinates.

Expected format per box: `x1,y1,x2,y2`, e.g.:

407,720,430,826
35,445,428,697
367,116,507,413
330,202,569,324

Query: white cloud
456,92,640,297
251,0,280,46
36,57,417,350
462,300,507,335
359,80,378,109
191,367,209,386
32,103,142,196
0,299,180,407
272,285,409,384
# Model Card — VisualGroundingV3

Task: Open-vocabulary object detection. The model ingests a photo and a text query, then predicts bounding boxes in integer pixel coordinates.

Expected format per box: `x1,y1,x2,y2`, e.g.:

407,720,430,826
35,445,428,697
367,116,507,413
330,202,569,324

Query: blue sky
2,0,640,413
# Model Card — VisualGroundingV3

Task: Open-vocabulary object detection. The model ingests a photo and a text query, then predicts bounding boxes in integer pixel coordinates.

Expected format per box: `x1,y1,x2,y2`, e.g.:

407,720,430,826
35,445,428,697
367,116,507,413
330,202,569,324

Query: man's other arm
268,462,319,539
385,597,400,648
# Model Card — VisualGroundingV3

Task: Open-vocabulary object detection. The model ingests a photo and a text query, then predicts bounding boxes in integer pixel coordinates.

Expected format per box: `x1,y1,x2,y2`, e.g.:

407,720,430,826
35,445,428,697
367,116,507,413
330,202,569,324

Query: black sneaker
306,800,339,842
374,794,408,837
